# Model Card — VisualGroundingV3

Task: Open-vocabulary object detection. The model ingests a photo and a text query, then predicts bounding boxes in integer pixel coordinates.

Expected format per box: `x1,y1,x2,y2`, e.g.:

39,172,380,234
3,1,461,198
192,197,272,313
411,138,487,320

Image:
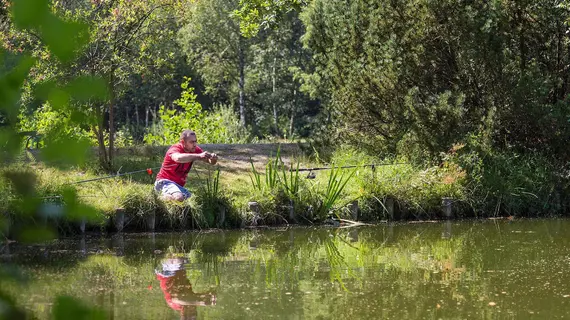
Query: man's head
180,130,198,152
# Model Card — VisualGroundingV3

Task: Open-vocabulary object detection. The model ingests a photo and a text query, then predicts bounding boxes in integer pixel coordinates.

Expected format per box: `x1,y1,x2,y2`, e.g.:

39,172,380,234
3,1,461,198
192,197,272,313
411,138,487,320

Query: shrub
144,78,249,145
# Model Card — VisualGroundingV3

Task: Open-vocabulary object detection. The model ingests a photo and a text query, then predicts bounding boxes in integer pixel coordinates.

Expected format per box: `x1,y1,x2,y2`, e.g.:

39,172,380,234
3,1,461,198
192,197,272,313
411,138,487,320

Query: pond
1,219,570,319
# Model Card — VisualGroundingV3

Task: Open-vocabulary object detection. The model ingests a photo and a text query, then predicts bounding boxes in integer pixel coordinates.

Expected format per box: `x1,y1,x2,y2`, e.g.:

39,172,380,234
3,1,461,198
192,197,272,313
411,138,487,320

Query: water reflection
442,220,452,239
155,257,216,319
112,234,125,256
3,220,570,319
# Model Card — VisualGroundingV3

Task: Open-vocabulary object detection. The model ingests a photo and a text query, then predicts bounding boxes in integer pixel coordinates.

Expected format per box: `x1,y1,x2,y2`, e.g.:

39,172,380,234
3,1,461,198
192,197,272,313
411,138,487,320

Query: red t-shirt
156,143,203,187
156,272,189,311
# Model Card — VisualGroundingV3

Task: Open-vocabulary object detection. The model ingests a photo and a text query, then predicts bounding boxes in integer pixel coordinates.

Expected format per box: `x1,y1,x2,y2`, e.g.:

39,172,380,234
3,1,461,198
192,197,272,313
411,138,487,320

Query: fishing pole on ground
32,164,172,200
69,166,162,185
290,163,407,179
68,163,184,185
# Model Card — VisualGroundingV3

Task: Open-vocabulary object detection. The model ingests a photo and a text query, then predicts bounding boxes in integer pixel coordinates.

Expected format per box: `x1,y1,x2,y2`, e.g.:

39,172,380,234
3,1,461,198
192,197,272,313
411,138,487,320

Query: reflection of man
156,257,216,320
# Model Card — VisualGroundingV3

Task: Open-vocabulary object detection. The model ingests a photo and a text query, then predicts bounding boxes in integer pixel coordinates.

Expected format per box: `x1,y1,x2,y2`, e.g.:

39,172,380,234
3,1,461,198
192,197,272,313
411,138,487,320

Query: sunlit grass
0,143,510,231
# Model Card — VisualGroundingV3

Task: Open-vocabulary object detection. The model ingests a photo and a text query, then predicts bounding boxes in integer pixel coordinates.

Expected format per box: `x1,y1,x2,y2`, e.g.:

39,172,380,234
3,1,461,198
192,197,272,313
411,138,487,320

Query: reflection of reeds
323,234,351,290
4,225,479,320
195,253,221,284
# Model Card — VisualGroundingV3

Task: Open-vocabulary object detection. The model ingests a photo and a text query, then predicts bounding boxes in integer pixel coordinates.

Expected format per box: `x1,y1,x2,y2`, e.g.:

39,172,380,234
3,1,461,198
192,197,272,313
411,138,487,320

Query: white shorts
154,179,192,199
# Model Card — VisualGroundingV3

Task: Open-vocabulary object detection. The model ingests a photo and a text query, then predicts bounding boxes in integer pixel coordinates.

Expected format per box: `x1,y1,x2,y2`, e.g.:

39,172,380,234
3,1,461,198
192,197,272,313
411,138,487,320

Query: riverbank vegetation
3,0,570,235
1,139,567,236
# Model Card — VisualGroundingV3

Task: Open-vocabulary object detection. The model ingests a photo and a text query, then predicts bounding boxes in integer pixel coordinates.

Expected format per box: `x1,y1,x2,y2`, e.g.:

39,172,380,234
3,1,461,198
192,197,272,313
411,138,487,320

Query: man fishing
155,129,218,201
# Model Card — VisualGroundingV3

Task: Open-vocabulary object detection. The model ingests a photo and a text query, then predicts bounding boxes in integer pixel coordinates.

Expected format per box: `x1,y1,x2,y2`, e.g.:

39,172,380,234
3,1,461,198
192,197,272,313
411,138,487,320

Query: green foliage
234,0,307,37
177,0,245,111
247,147,357,222
19,104,93,146
195,168,235,227
301,0,570,163
53,296,106,320
144,78,248,144
0,52,35,160
10,0,89,62
314,166,355,220
450,135,565,217
281,161,301,201
203,104,250,143
144,77,204,144
120,186,160,218
249,152,280,192
247,147,301,223
249,147,297,196
244,7,317,139
0,2,111,319
322,146,469,220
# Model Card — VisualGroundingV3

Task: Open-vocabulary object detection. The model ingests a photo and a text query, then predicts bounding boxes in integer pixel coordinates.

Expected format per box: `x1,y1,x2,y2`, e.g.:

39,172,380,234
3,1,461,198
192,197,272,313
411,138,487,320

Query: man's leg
155,180,191,201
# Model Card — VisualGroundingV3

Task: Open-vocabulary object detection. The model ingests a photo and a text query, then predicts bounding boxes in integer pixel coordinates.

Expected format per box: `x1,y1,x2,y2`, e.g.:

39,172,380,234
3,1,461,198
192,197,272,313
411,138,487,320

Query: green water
2,219,570,319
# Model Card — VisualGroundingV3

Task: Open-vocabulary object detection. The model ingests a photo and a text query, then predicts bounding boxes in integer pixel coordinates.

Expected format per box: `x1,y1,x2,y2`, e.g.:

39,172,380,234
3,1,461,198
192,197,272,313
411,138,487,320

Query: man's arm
171,152,218,164
171,152,209,163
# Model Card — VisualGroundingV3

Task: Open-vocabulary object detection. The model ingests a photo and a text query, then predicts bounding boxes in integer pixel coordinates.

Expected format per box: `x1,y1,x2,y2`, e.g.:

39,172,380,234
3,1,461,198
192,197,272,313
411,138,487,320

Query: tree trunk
145,105,149,127
272,56,279,137
289,88,296,138
125,103,129,126
135,105,139,127
238,43,246,128
566,31,570,99
518,8,526,72
152,104,158,122
94,105,108,168
108,69,115,168
557,20,566,101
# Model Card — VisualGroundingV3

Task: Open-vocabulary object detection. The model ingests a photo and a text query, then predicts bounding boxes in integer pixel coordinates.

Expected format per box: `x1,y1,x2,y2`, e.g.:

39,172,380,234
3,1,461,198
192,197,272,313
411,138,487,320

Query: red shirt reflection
156,258,216,319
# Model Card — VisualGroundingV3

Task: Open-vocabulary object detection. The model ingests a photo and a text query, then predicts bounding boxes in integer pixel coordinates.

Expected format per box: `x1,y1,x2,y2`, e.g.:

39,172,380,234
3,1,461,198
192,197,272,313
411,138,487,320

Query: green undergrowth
1,144,569,237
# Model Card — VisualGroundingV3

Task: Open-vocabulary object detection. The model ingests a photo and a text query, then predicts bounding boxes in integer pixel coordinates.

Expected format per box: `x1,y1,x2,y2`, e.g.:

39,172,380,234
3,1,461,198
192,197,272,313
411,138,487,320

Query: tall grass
249,147,282,192
196,168,236,227
313,166,355,220
246,147,356,223
281,161,301,201
454,147,565,217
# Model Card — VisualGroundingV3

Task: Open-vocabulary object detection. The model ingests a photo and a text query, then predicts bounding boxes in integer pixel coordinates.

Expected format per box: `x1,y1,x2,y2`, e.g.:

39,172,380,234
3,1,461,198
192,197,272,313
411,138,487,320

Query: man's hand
209,153,218,165
199,152,211,159
199,152,218,164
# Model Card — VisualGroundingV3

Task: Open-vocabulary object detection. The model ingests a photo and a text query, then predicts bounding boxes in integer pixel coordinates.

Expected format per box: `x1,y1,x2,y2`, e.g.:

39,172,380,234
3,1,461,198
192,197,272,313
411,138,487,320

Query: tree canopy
3,0,570,165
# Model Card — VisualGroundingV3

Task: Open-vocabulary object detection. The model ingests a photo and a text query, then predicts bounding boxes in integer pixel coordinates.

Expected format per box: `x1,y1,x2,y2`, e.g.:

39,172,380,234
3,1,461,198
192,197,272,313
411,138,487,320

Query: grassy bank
1,144,569,236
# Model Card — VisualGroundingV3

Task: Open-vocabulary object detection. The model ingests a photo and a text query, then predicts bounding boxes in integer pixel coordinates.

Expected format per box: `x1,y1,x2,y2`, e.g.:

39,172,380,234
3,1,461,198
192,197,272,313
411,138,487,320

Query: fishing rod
70,166,161,185
290,163,407,173
69,151,220,185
